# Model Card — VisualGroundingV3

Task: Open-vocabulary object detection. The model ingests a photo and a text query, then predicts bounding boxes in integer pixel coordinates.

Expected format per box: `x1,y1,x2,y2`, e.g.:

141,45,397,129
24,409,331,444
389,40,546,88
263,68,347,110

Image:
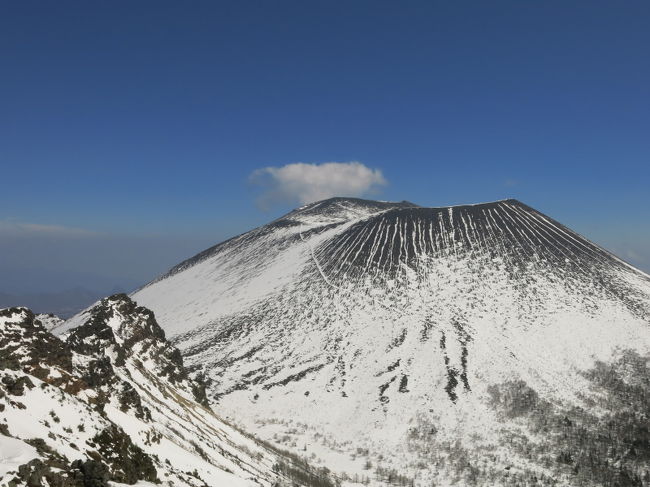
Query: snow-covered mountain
1,295,339,487
34,313,64,331
102,197,650,486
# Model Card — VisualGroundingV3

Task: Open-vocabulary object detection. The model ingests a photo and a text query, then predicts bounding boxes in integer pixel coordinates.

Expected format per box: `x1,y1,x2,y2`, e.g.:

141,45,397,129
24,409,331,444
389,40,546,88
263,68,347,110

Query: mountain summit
71,197,650,485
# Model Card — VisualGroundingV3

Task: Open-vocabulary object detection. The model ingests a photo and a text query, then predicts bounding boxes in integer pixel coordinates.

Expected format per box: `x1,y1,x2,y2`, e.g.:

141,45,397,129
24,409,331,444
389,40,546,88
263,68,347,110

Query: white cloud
0,220,99,238
250,161,387,208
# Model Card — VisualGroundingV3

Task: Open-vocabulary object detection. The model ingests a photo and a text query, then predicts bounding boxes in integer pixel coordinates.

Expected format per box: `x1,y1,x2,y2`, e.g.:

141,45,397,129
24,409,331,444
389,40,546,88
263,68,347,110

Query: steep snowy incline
78,197,650,485
63,198,416,338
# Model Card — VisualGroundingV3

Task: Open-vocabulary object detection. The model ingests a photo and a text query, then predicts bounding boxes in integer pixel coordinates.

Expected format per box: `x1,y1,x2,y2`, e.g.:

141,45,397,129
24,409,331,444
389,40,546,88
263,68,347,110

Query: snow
109,482,159,487
0,435,40,477
1,369,111,461
35,313,64,331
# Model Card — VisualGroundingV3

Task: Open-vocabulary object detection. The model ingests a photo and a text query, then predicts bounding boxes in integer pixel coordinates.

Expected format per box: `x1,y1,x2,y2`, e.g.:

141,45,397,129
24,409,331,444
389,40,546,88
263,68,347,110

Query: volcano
65,197,650,485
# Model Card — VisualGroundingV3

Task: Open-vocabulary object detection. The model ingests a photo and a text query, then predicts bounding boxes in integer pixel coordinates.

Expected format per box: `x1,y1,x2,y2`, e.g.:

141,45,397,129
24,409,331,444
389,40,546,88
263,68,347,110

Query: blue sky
1,0,649,294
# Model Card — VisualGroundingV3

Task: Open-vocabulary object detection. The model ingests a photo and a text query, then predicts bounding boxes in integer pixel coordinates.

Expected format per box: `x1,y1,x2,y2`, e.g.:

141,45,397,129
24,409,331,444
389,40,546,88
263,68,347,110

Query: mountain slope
1,296,339,487
72,197,650,485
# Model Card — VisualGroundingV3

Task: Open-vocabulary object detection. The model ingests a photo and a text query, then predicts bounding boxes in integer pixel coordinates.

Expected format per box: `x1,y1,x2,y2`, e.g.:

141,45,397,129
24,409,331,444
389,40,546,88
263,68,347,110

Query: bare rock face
0,305,157,486
0,308,72,377
66,294,209,407
0,308,79,395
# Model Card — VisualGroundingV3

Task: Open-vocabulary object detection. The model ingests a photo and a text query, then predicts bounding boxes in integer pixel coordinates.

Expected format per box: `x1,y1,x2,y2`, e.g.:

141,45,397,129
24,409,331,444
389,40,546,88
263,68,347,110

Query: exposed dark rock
88,424,158,484
66,294,209,407
0,307,73,384
398,375,409,393
117,381,151,421
262,363,325,390
1,374,35,396
80,357,114,389
71,460,109,487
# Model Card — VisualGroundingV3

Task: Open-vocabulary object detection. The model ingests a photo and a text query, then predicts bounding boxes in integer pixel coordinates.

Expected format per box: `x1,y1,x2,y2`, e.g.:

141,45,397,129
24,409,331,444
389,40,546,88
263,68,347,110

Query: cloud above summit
250,161,387,208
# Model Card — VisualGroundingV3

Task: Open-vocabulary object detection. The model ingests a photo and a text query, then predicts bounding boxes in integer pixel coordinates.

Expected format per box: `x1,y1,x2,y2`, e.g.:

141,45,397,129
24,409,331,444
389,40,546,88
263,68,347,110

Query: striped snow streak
459,213,473,252
485,208,512,264
508,205,584,272
310,203,641,327
490,206,531,265
311,200,645,295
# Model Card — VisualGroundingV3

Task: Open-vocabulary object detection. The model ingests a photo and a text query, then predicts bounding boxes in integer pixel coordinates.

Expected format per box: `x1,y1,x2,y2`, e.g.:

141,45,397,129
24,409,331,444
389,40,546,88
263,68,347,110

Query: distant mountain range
0,288,117,319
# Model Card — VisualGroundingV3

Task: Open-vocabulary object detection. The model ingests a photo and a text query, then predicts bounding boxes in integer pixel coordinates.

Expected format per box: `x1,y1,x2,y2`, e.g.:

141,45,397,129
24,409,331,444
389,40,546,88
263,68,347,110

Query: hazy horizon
2,195,648,301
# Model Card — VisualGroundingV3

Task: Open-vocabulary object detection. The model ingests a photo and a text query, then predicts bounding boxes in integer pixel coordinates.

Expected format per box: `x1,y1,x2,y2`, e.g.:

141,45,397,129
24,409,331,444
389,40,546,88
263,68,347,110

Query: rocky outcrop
1,295,313,487
0,308,72,379
66,294,209,407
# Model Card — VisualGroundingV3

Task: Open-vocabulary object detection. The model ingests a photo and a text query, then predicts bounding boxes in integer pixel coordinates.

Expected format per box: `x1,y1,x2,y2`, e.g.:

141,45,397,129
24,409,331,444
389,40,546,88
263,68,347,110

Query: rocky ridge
1,295,339,487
